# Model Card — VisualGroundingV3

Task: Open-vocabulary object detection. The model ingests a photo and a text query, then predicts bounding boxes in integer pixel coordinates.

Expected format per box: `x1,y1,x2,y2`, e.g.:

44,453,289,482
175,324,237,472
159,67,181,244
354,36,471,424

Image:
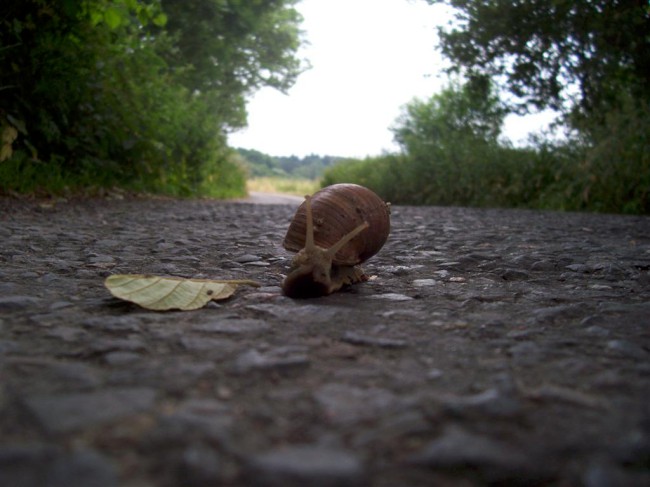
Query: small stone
412,279,438,287
448,276,466,282
89,337,147,353
427,368,444,379
0,444,54,486
233,348,309,374
508,341,543,366
582,459,644,487
408,426,535,482
531,260,556,271
607,340,647,360
500,269,530,281
442,387,523,418
23,388,156,433
179,336,236,353
83,316,142,332
47,449,118,487
566,263,591,273
314,383,397,425
152,399,232,444
192,318,270,334
0,295,43,311
524,384,604,409
0,340,20,354
46,327,87,342
368,293,413,301
234,254,262,263
246,444,365,487
580,314,608,327
589,284,613,290
530,304,584,323
103,351,142,365
584,325,611,337
341,331,408,349
177,444,221,487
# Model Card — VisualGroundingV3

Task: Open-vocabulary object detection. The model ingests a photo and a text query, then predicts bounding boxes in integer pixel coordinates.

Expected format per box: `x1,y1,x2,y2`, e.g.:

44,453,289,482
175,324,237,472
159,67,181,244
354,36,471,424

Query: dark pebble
246,444,365,487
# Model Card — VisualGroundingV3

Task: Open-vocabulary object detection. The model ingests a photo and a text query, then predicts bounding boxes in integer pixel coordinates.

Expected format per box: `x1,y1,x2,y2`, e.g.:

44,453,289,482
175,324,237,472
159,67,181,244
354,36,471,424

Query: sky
228,0,555,158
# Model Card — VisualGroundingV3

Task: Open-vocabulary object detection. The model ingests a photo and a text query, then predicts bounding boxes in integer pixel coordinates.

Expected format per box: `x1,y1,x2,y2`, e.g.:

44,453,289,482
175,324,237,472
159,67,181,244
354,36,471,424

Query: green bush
322,81,648,214
0,0,302,198
321,154,410,203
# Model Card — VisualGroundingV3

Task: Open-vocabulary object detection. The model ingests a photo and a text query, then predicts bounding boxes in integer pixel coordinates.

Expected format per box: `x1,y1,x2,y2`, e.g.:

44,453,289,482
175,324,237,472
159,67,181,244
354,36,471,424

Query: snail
282,183,390,298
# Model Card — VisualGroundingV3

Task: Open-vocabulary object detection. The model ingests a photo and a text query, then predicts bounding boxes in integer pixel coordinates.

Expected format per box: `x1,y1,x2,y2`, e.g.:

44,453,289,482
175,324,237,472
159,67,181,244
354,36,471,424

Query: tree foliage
429,0,650,119
159,0,304,129
0,0,304,196
392,79,506,158
325,81,519,207
323,80,648,213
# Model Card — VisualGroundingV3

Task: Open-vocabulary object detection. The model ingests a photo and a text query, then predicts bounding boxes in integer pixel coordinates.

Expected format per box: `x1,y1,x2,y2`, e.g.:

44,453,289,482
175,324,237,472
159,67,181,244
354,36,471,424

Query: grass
0,151,248,199
247,177,320,196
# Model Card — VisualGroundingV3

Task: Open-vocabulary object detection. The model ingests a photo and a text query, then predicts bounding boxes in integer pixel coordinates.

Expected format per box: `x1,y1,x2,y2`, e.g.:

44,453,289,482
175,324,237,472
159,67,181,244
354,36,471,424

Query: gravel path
1,197,649,486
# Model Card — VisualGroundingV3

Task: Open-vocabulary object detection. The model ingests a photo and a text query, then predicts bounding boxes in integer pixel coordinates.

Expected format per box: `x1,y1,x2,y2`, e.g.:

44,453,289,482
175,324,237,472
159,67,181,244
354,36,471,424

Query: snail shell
282,183,390,298
283,183,390,265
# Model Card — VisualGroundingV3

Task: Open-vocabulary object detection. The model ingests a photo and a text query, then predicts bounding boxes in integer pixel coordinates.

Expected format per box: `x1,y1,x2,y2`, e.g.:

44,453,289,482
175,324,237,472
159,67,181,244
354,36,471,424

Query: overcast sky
228,0,555,158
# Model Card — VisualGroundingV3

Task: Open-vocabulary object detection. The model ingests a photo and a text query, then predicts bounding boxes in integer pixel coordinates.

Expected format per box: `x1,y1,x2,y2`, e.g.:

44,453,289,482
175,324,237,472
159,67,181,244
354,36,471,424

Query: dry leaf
105,274,260,311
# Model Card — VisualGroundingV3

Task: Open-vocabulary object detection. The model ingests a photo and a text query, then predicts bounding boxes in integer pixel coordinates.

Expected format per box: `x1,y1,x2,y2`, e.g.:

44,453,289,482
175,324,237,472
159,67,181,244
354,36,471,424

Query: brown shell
283,183,390,266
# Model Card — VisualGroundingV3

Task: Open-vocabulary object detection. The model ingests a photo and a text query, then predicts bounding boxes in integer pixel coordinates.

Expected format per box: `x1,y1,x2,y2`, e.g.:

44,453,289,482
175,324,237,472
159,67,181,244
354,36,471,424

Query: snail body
282,183,390,298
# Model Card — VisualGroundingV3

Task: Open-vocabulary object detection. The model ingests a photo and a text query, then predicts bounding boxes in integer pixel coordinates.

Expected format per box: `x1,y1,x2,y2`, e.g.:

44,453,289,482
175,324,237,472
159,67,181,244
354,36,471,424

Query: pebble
314,383,398,425
152,399,233,445
176,443,222,487
0,445,118,487
508,341,544,366
367,293,413,301
341,331,408,348
234,254,263,263
0,295,43,310
82,316,142,332
192,318,270,334
89,337,147,353
442,387,523,418
179,336,236,353
245,444,365,487
103,351,142,365
45,449,119,487
233,347,309,374
606,339,648,360
412,279,438,287
408,426,538,482
23,388,156,433
6,357,102,391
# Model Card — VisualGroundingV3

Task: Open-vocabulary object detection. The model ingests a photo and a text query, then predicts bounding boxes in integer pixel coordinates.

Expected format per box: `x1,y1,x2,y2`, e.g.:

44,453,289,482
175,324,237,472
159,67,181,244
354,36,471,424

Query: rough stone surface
246,444,365,487
1,196,649,486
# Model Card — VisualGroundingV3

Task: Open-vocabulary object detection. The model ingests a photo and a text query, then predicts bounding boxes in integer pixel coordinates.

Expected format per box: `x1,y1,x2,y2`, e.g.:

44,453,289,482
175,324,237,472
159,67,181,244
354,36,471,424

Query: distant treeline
236,148,342,180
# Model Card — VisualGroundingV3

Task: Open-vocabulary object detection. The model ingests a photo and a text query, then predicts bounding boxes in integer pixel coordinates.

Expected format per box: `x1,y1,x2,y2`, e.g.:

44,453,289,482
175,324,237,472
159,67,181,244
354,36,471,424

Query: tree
157,0,305,130
389,80,512,205
392,79,506,157
0,0,304,195
428,0,650,119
